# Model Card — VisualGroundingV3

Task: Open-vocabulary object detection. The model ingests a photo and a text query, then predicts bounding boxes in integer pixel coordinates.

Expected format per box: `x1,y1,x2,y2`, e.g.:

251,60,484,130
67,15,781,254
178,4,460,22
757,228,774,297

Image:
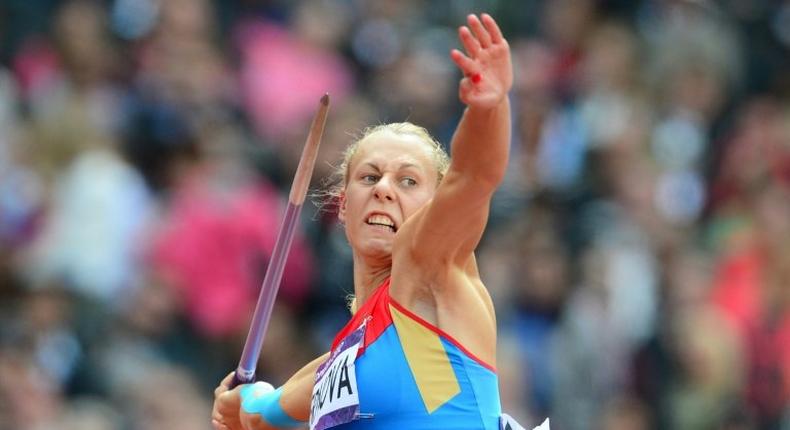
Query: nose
373,176,395,202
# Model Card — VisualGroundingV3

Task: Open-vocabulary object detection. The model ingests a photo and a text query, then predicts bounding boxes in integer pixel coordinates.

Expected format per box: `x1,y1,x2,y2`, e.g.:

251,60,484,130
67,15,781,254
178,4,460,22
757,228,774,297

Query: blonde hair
347,295,358,315
317,122,450,212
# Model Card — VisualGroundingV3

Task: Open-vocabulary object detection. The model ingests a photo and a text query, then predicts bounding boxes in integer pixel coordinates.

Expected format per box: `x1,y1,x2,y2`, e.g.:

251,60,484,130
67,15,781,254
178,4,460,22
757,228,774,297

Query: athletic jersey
310,277,501,430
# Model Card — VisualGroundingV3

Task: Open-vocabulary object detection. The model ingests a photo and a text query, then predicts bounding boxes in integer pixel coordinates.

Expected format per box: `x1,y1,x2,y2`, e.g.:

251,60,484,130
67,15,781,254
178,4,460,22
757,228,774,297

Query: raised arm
411,13,512,268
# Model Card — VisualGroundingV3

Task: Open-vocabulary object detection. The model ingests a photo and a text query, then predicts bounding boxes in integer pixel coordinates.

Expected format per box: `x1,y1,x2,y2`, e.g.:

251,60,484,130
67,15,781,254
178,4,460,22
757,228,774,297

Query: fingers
458,14,504,60
481,13,504,44
222,372,235,388
467,14,492,48
450,49,477,75
458,26,481,58
215,372,234,398
212,410,232,430
213,379,244,430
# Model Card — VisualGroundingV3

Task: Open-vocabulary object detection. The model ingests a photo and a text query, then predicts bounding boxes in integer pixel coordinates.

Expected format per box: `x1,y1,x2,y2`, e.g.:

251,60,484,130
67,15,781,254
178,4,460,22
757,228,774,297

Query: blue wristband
240,385,304,428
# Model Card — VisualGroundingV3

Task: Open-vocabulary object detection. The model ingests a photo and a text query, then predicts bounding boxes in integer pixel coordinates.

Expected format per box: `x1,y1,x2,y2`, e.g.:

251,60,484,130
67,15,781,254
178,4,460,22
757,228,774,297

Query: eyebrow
362,162,422,171
363,162,381,172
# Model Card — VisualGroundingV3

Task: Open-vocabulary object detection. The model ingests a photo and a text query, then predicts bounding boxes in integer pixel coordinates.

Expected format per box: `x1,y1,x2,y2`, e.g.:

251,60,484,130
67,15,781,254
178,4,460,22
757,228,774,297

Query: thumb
459,78,477,103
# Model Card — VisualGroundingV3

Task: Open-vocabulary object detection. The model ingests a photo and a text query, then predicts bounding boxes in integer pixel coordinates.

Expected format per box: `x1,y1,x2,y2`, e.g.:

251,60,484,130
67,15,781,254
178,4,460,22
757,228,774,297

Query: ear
337,192,347,224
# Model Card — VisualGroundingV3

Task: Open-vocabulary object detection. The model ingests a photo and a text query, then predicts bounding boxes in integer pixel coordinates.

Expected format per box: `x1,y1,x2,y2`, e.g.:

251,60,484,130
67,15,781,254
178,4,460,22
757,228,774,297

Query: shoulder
388,251,498,365
392,204,474,276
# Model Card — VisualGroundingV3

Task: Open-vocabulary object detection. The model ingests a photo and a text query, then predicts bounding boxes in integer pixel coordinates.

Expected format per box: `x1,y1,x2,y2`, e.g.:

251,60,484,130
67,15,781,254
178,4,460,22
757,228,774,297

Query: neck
352,253,391,305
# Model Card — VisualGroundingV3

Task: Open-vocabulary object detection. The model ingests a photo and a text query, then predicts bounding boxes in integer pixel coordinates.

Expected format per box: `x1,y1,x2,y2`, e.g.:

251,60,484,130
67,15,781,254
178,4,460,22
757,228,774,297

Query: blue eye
400,177,417,187
361,175,379,184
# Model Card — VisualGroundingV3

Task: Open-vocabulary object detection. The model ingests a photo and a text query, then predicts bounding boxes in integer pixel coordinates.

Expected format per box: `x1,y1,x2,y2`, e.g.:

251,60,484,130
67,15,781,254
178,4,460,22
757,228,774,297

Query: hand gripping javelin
231,94,330,388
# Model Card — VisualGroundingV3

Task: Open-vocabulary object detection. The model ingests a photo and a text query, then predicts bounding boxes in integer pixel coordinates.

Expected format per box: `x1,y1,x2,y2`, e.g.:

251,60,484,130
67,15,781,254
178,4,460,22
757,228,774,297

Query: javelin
231,94,330,388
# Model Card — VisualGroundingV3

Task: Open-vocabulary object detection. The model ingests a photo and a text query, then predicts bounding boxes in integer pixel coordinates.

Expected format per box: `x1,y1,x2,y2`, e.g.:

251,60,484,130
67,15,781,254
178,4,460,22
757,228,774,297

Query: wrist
240,385,304,428
465,96,510,116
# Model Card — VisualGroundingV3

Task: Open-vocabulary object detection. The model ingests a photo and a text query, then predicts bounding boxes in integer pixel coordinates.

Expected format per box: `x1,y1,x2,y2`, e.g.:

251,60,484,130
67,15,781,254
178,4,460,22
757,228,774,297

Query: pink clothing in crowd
236,21,352,140
150,174,313,337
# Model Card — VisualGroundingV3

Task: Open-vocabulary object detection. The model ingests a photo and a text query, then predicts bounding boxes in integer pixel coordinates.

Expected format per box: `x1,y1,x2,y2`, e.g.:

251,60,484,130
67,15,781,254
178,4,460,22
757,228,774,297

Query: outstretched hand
450,13,513,110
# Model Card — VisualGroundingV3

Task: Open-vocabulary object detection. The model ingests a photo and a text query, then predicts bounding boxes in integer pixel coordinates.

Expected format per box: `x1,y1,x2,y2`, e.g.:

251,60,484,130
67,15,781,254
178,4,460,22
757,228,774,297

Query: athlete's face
339,132,439,260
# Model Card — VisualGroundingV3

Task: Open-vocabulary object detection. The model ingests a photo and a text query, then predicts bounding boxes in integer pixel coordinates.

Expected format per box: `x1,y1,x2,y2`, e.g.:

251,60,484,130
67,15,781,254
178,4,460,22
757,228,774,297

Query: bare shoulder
389,228,497,364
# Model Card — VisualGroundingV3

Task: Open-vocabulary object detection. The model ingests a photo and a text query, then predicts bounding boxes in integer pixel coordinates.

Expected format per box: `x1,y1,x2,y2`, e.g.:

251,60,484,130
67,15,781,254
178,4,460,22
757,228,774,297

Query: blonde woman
212,13,538,430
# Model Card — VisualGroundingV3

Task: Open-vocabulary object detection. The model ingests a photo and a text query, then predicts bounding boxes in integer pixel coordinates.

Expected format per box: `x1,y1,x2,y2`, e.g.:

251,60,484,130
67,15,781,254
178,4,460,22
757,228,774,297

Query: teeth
367,214,395,228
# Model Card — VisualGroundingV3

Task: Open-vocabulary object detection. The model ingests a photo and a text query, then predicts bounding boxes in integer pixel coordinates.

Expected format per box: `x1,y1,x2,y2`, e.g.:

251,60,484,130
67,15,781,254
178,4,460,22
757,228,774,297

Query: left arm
410,13,512,270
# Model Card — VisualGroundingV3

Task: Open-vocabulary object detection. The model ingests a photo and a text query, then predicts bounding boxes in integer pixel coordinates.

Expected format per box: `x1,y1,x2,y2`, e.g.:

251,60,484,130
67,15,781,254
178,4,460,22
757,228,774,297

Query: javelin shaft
234,202,301,385
232,94,329,387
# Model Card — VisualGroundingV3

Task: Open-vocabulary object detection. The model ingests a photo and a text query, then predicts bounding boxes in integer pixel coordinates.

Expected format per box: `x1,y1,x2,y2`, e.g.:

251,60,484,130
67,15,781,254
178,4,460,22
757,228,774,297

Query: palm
450,14,513,109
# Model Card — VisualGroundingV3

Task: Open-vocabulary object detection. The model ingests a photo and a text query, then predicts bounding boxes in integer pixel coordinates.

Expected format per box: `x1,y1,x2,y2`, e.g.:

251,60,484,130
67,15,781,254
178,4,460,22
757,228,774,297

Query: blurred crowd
0,0,789,429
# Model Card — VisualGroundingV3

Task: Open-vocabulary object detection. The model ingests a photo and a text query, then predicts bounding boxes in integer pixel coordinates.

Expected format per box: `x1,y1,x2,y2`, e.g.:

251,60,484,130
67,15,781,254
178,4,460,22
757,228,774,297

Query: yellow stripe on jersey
389,304,461,413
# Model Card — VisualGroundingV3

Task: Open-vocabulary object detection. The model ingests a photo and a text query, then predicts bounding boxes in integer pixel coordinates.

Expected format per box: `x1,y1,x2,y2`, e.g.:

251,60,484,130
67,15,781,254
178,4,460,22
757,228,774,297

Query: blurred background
0,0,789,429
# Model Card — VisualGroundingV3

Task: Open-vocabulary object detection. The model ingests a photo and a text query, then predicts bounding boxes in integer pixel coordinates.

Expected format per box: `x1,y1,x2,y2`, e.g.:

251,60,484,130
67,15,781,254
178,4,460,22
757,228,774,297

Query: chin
356,238,394,260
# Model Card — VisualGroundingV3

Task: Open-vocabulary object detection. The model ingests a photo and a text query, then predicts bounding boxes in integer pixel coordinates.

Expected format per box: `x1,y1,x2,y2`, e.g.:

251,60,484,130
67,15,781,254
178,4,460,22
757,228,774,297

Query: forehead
351,131,436,171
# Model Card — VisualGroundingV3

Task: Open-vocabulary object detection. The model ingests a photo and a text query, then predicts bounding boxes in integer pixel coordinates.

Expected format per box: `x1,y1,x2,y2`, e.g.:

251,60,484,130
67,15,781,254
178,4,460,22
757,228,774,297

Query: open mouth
366,214,396,232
